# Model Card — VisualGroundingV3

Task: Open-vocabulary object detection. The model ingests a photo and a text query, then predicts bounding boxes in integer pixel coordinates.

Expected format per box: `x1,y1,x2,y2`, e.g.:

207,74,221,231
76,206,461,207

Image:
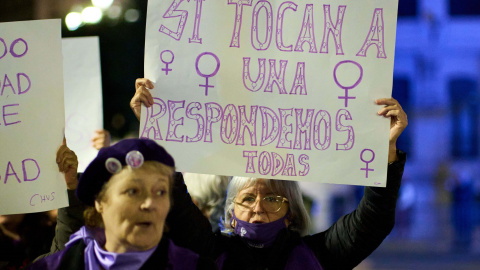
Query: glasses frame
233,195,289,213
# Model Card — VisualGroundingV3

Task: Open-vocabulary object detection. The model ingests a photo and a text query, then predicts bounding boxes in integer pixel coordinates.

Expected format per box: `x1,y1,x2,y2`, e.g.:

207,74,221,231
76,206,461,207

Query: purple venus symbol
196,52,220,96
333,60,363,107
160,50,174,75
360,149,375,178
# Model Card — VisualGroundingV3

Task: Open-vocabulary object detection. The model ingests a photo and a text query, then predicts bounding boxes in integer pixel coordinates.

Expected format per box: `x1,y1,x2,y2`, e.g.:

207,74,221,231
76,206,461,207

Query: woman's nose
140,196,155,211
252,197,265,214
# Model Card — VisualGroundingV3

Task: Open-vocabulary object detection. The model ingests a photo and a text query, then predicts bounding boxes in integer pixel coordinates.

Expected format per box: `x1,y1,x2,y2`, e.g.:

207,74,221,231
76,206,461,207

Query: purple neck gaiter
66,226,156,270
232,211,287,248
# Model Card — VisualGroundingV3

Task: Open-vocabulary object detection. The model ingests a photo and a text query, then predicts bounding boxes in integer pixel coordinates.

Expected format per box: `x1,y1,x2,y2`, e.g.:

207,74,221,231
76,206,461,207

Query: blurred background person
394,175,416,238
183,173,229,232
445,169,475,253
0,212,56,269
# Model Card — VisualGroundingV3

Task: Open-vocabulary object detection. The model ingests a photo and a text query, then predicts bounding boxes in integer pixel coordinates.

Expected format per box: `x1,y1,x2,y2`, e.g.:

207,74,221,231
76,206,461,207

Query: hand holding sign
92,129,111,150
131,78,155,121
375,97,408,163
56,138,78,190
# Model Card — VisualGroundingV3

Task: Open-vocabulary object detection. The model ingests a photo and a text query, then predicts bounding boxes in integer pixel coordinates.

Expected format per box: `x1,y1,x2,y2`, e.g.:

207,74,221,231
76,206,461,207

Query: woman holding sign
46,78,407,269
130,78,408,269
29,138,214,270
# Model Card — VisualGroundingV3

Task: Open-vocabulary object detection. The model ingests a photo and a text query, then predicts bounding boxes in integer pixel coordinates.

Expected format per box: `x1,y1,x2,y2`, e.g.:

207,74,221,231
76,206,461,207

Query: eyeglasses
234,195,289,213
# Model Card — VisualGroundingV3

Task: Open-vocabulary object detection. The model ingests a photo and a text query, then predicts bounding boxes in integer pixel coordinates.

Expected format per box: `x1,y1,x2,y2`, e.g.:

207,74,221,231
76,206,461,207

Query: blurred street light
65,12,82,31
124,9,139,23
107,5,122,20
92,0,114,10
81,6,103,24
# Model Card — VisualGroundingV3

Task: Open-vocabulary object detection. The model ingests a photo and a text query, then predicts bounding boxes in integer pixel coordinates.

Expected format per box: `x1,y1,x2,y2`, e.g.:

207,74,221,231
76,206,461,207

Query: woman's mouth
136,222,153,227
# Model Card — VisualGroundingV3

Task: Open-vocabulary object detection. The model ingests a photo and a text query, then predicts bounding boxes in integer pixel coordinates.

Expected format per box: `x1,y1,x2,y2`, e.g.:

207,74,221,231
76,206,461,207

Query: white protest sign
0,19,68,214
142,0,398,186
63,37,103,172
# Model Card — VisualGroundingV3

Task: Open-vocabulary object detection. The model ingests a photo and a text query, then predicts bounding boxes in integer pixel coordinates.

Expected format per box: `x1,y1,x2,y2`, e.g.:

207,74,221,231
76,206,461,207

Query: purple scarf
66,226,156,270
232,211,287,248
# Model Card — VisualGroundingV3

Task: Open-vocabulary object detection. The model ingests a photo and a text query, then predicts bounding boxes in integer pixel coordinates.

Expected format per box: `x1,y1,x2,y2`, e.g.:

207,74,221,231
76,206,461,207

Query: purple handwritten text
1,158,40,184
141,99,354,152
242,150,310,176
30,192,55,206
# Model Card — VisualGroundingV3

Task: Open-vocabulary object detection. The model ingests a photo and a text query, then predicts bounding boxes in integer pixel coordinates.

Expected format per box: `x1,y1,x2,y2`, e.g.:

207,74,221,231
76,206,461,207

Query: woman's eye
156,190,166,196
264,196,276,202
243,196,255,202
126,188,138,196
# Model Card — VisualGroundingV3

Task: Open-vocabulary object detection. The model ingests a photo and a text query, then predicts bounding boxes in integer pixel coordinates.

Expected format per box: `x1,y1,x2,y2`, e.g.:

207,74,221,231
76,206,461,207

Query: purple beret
77,138,175,206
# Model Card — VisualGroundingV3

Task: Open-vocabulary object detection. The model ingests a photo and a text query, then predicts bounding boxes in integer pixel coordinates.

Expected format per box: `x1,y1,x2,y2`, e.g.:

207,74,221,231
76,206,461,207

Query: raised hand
56,137,78,190
130,78,154,121
375,98,408,163
92,129,111,150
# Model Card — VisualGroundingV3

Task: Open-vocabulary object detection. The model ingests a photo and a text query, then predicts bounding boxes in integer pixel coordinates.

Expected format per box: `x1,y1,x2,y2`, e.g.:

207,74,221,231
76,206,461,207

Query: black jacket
165,151,406,270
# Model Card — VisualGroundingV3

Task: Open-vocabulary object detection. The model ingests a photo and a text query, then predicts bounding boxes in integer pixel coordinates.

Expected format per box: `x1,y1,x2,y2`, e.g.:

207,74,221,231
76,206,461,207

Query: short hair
222,177,311,236
84,161,174,228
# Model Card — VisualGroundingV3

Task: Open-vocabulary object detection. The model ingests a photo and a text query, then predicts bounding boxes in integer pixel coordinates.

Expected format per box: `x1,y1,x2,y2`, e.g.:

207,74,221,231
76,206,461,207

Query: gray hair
183,173,229,215
222,177,311,236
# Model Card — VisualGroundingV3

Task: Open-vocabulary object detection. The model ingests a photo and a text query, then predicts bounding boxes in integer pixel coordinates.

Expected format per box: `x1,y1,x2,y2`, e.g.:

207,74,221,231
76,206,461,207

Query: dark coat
166,151,407,270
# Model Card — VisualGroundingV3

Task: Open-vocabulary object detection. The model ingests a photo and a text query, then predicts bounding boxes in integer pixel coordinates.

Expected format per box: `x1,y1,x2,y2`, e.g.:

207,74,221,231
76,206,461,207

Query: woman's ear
285,213,293,227
95,200,103,213
230,217,236,228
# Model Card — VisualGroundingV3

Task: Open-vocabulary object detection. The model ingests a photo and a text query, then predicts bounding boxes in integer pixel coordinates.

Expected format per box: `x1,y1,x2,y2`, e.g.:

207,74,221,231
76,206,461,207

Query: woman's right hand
91,129,111,150
56,138,78,190
130,78,155,121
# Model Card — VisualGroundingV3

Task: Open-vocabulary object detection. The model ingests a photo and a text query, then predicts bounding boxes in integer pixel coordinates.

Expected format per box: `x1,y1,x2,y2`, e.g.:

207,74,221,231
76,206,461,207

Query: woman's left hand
92,129,111,150
375,98,408,163
57,138,79,190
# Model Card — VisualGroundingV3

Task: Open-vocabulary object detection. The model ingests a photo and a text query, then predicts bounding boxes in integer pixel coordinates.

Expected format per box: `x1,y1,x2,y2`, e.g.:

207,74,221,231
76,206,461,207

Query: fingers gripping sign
358,98,407,182
375,98,408,144
91,129,111,150
57,138,78,190
375,98,408,163
130,79,155,121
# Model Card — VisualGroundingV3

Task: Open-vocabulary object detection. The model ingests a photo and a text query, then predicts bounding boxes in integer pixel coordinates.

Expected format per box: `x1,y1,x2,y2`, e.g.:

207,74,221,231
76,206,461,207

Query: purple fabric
28,228,200,270
66,226,156,270
27,250,66,270
284,240,323,270
215,239,323,269
215,252,228,269
166,240,199,269
232,211,287,248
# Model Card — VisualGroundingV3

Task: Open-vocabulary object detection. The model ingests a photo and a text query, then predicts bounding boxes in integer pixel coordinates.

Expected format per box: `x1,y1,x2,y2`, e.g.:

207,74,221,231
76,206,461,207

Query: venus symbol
333,60,363,107
195,52,220,96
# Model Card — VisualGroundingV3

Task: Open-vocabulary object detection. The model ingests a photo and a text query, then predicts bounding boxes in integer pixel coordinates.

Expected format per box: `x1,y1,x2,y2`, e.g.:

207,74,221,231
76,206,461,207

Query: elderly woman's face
95,166,170,253
233,179,290,225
